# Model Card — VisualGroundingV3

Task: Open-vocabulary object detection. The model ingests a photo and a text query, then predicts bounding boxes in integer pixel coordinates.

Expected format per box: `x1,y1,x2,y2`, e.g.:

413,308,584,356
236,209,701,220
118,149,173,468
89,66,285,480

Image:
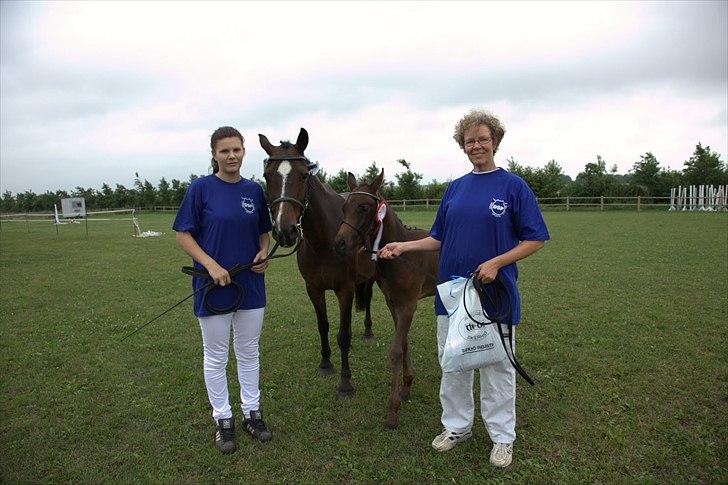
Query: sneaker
214,417,236,454
243,410,273,442
490,442,513,468
431,429,472,451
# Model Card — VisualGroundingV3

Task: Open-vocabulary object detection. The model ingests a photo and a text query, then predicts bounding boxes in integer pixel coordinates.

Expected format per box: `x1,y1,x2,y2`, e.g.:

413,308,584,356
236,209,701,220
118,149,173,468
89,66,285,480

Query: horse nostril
334,238,346,253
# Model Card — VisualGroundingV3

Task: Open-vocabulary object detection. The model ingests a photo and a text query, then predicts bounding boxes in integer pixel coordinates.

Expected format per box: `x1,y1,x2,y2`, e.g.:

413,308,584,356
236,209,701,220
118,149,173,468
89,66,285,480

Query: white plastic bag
436,276,508,373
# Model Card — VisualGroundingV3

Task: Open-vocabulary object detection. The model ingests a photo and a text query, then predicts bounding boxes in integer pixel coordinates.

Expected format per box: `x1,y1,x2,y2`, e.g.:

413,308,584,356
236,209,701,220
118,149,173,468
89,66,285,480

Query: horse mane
279,140,295,149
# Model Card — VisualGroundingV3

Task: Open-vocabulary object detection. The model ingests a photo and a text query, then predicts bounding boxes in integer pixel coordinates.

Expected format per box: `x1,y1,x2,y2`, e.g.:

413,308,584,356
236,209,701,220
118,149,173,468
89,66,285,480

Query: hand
474,258,500,284
251,249,269,273
378,242,406,259
206,261,231,286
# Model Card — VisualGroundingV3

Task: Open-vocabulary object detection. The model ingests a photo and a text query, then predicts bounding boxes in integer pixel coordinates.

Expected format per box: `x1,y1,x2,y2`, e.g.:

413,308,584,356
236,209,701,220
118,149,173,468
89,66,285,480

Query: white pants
436,315,516,444
198,308,265,421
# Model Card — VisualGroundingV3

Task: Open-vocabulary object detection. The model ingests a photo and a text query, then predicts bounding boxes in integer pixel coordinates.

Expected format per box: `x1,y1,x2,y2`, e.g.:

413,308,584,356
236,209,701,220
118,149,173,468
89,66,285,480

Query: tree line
1,143,725,213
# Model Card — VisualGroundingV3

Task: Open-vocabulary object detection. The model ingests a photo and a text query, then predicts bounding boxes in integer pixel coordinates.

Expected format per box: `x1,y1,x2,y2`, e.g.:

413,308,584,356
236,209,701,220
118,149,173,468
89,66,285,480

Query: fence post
566,196,570,211
426,199,429,209
637,196,641,212
403,200,406,211
600,196,604,211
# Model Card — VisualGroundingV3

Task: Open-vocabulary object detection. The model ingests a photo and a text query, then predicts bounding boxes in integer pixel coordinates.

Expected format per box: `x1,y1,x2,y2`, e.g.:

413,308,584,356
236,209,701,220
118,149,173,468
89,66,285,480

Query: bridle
340,190,382,251
264,155,317,241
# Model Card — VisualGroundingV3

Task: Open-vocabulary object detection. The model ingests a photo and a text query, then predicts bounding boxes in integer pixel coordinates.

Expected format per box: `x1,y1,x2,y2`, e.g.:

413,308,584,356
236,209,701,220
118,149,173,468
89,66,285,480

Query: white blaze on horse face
275,161,292,228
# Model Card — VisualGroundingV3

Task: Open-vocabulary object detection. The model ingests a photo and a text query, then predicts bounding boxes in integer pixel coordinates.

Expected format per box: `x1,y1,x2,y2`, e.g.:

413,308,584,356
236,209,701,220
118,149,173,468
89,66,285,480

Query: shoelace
219,425,235,442
248,418,268,434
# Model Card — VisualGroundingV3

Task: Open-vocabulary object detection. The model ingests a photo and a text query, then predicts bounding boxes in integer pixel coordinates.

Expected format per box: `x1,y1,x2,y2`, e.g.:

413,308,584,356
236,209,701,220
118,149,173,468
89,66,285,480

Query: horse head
260,128,313,247
334,169,385,256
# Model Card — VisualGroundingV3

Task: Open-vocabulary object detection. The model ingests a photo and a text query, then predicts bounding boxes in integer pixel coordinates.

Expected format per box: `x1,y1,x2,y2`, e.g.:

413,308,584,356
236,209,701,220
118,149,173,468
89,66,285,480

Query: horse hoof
399,389,410,401
384,417,399,429
362,334,375,343
337,388,355,399
317,365,335,376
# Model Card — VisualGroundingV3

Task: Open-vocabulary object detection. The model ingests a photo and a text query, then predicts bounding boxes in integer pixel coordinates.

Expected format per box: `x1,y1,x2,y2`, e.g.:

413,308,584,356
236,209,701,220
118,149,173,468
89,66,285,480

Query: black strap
463,275,535,386
181,263,245,315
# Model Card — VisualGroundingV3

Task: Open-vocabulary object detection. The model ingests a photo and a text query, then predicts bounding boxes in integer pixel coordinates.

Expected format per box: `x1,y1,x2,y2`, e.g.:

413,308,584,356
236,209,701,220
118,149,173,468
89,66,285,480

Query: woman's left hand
251,249,269,273
474,258,500,283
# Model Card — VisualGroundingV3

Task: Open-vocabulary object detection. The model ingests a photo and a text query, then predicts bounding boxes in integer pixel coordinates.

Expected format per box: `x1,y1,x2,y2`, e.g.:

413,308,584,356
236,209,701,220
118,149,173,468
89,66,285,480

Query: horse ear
371,169,385,192
347,172,358,191
259,134,275,155
296,128,309,153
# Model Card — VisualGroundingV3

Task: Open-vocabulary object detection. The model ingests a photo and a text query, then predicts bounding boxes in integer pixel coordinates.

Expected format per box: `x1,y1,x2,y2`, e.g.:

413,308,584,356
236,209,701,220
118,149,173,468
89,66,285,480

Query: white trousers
198,308,264,420
436,315,516,444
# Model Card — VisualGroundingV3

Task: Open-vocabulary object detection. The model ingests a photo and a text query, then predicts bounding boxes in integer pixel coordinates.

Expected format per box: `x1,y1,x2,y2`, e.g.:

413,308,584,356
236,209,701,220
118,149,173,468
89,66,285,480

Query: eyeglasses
464,137,492,148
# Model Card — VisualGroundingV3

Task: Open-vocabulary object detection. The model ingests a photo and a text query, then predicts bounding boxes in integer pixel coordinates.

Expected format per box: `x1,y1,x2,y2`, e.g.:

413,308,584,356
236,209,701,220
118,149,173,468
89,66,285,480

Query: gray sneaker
431,429,472,451
490,442,513,467
214,417,236,454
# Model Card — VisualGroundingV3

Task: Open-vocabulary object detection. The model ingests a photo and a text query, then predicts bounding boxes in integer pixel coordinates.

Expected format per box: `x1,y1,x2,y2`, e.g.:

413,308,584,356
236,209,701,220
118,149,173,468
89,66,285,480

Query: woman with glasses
379,109,549,468
173,126,274,454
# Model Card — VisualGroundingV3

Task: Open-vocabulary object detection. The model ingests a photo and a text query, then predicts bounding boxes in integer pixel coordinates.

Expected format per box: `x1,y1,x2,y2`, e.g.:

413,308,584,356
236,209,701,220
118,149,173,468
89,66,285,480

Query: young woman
173,126,273,454
379,110,549,468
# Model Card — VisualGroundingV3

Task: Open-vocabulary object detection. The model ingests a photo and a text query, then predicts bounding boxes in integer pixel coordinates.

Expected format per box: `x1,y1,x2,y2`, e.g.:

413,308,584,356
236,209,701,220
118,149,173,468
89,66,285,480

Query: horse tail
354,280,372,312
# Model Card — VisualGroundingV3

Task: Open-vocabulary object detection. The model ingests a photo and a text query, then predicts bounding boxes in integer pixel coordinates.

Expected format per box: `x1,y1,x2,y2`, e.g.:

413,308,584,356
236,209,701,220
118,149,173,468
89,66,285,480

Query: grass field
1,211,726,483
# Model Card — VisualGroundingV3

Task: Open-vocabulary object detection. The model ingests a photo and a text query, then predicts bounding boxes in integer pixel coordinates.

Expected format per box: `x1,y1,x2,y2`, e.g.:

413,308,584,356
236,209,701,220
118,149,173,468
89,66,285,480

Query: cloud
1,1,726,194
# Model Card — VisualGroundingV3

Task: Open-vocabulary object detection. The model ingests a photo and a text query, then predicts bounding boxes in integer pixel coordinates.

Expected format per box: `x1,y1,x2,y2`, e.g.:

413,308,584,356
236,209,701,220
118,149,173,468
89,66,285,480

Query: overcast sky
1,1,726,195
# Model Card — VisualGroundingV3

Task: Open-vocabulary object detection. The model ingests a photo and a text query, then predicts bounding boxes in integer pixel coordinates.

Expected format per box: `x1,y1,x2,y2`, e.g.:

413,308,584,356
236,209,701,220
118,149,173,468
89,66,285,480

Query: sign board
61,197,86,218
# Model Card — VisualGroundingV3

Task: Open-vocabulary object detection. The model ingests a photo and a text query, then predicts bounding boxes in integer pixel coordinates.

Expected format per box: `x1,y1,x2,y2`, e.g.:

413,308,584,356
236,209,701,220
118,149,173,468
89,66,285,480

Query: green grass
1,211,726,483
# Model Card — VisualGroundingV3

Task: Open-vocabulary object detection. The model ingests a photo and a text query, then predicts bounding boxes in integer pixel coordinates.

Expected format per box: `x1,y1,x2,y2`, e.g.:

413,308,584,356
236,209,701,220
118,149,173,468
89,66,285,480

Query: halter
264,155,318,240
341,190,387,260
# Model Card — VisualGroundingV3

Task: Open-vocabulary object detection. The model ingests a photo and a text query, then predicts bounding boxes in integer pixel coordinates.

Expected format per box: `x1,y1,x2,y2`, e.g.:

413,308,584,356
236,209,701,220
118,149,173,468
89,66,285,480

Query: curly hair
453,109,506,153
210,126,245,174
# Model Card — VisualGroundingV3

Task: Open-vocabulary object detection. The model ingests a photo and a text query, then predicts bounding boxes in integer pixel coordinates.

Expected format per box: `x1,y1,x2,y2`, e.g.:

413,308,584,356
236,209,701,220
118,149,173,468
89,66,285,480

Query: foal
334,170,438,429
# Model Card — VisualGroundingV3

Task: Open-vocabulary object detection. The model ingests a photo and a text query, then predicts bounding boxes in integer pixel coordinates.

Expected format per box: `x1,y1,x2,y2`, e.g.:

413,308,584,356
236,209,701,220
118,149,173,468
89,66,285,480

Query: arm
378,236,441,259
175,231,231,286
250,232,271,274
474,240,545,283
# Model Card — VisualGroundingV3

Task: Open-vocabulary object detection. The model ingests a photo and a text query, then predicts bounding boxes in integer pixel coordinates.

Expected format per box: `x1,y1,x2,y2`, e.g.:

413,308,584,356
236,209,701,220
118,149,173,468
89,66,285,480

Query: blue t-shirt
430,168,550,323
172,175,273,317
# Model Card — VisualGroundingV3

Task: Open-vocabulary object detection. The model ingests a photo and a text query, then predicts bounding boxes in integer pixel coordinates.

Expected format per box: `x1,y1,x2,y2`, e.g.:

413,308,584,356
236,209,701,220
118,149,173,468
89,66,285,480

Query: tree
394,159,423,200
328,169,351,193
683,143,728,185
157,178,171,206
630,152,662,196
361,162,381,184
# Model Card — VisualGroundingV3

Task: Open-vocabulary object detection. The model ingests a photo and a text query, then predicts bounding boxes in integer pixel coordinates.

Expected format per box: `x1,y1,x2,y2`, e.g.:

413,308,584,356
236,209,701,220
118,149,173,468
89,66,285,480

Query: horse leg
362,279,375,342
384,300,416,429
306,284,334,375
334,286,355,398
400,338,414,401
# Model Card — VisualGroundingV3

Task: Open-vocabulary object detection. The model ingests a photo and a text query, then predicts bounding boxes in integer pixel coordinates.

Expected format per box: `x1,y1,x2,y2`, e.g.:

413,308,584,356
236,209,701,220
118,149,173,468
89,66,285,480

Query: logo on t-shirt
241,197,255,213
489,198,508,218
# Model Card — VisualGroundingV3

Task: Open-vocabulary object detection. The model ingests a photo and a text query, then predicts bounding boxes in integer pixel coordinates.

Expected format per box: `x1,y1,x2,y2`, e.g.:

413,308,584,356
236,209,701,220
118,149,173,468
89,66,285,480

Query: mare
333,170,439,429
259,128,377,398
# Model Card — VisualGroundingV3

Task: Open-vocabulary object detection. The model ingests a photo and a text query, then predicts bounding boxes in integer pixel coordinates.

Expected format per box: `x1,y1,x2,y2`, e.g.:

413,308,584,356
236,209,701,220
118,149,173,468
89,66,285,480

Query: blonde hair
453,109,506,153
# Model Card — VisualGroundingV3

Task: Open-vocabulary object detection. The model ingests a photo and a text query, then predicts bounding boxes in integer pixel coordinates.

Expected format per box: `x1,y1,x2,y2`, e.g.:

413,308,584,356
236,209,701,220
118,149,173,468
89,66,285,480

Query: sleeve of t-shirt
429,182,452,241
513,180,550,242
257,184,273,234
172,180,201,235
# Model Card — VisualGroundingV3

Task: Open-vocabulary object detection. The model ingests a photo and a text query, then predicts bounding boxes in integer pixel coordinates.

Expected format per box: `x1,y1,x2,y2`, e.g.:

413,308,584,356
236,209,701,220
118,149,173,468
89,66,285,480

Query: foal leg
362,279,375,342
335,286,355,398
400,338,414,401
385,300,416,429
306,284,334,375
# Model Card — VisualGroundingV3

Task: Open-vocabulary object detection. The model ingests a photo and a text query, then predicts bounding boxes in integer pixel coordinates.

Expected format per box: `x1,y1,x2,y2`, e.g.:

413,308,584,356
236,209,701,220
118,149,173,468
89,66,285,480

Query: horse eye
358,205,370,213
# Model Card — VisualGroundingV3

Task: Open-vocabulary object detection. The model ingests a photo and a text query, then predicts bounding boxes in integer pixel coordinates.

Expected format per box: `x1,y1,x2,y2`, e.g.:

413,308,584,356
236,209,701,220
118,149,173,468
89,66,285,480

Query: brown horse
333,170,438,429
259,128,377,398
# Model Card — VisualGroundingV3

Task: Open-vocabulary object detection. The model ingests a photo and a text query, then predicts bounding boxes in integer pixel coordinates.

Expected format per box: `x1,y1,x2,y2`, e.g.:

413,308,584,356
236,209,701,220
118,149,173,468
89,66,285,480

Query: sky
1,1,726,195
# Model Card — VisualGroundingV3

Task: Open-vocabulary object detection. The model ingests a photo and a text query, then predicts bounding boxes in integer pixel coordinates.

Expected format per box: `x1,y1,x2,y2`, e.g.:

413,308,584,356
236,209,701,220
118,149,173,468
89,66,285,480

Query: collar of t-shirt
471,167,500,175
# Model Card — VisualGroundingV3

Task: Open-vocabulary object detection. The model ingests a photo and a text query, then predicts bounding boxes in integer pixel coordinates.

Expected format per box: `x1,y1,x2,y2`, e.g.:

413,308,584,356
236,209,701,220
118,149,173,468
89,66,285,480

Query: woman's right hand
379,242,406,259
205,261,231,286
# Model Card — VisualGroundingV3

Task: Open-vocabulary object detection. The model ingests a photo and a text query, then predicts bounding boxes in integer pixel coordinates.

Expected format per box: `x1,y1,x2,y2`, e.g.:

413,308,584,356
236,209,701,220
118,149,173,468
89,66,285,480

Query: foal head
260,128,312,247
334,170,385,256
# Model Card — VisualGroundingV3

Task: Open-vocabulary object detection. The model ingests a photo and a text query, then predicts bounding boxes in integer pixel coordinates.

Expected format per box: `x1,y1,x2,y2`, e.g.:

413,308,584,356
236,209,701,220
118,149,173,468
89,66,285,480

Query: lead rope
462,274,535,385
119,238,301,342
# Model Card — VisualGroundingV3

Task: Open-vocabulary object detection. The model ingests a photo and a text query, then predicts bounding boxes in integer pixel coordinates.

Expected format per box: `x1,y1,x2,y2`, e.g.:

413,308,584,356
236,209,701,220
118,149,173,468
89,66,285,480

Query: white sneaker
490,442,513,467
431,429,472,452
